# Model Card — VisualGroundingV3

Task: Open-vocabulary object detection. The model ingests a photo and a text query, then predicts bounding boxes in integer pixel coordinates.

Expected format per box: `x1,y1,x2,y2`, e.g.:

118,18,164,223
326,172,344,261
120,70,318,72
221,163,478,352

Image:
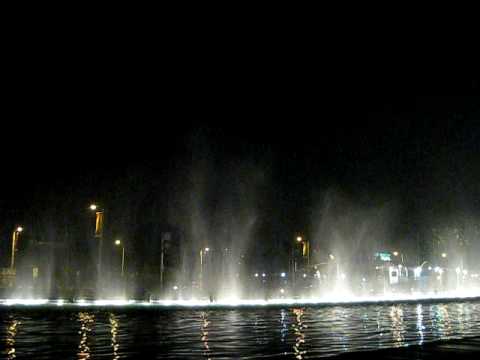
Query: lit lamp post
296,236,310,267
392,251,405,264
90,204,104,277
115,240,125,277
11,226,23,270
329,253,340,280
200,247,210,292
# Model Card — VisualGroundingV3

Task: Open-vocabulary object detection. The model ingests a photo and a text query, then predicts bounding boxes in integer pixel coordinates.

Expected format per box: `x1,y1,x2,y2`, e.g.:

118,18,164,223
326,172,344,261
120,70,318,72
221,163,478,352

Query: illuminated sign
375,252,391,262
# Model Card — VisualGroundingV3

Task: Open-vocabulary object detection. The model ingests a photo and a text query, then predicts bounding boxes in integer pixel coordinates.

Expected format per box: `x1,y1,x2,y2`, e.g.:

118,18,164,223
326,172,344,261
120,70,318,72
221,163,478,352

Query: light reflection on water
1,301,480,358
5,317,19,359
109,313,120,360
200,311,211,359
77,312,95,359
292,308,306,359
389,305,405,347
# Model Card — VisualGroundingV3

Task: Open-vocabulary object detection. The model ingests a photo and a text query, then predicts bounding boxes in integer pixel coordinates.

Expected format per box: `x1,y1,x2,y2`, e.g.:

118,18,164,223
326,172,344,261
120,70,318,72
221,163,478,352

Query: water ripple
1,300,480,358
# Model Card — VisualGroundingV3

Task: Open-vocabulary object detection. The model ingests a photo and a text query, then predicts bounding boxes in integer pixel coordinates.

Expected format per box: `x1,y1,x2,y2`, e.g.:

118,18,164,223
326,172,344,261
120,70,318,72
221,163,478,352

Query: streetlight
90,204,104,277
200,247,210,292
295,235,309,266
11,226,23,270
114,240,125,277
441,252,447,258
328,253,340,280
392,250,406,265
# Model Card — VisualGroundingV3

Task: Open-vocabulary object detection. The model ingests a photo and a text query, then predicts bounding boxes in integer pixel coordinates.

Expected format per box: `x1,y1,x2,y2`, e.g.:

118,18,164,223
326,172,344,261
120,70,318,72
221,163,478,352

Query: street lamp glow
16,226,23,233
393,251,399,257
280,272,286,278
89,204,97,211
296,236,303,242
115,240,121,246
441,253,447,258
329,254,335,260
205,247,210,252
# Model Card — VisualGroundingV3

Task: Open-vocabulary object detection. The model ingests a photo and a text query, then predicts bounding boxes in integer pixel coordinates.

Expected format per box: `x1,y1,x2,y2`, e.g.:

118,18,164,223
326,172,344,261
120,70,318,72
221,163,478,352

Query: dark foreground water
2,300,480,359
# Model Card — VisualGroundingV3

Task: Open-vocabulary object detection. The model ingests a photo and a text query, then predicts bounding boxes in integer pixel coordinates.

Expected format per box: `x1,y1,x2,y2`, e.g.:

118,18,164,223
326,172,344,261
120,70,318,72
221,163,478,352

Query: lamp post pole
160,236,165,293
115,240,125,277
11,227,23,271
90,204,104,279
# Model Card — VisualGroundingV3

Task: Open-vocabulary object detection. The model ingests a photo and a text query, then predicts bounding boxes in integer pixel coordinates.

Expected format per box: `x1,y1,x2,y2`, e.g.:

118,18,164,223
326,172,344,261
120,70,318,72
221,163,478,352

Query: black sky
1,65,480,250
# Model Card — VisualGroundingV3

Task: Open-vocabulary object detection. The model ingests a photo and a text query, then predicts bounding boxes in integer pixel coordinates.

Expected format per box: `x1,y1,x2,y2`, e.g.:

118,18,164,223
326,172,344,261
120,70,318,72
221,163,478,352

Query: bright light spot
442,253,447,258
16,226,23,232
437,276,442,280
296,236,303,242
414,267,422,278
303,273,307,278
262,273,266,278
434,266,441,273
93,300,132,306
463,270,468,276
89,204,97,211
362,278,366,282
280,272,286,278
2,299,48,306
329,254,335,260
340,273,346,280
115,240,121,246
173,285,179,291
393,251,399,256
254,273,259,277
280,288,285,294
439,268,444,275
428,266,433,271
205,247,210,252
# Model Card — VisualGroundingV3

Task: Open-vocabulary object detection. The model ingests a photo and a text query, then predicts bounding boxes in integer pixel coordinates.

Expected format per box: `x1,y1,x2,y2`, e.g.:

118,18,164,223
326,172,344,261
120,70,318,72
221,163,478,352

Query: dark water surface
2,301,480,359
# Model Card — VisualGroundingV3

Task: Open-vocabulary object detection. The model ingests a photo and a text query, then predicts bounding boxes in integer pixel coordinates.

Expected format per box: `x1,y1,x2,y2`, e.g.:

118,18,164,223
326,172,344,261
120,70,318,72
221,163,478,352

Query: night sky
1,75,479,265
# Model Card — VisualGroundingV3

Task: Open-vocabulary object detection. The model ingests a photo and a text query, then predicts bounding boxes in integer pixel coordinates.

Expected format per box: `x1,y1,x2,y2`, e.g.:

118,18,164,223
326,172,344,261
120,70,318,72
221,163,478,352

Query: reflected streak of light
292,308,307,359
6,318,20,360
77,312,95,360
457,304,465,333
433,304,452,338
200,311,211,360
109,313,120,360
440,305,452,337
416,304,425,345
389,305,405,346
280,309,288,343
